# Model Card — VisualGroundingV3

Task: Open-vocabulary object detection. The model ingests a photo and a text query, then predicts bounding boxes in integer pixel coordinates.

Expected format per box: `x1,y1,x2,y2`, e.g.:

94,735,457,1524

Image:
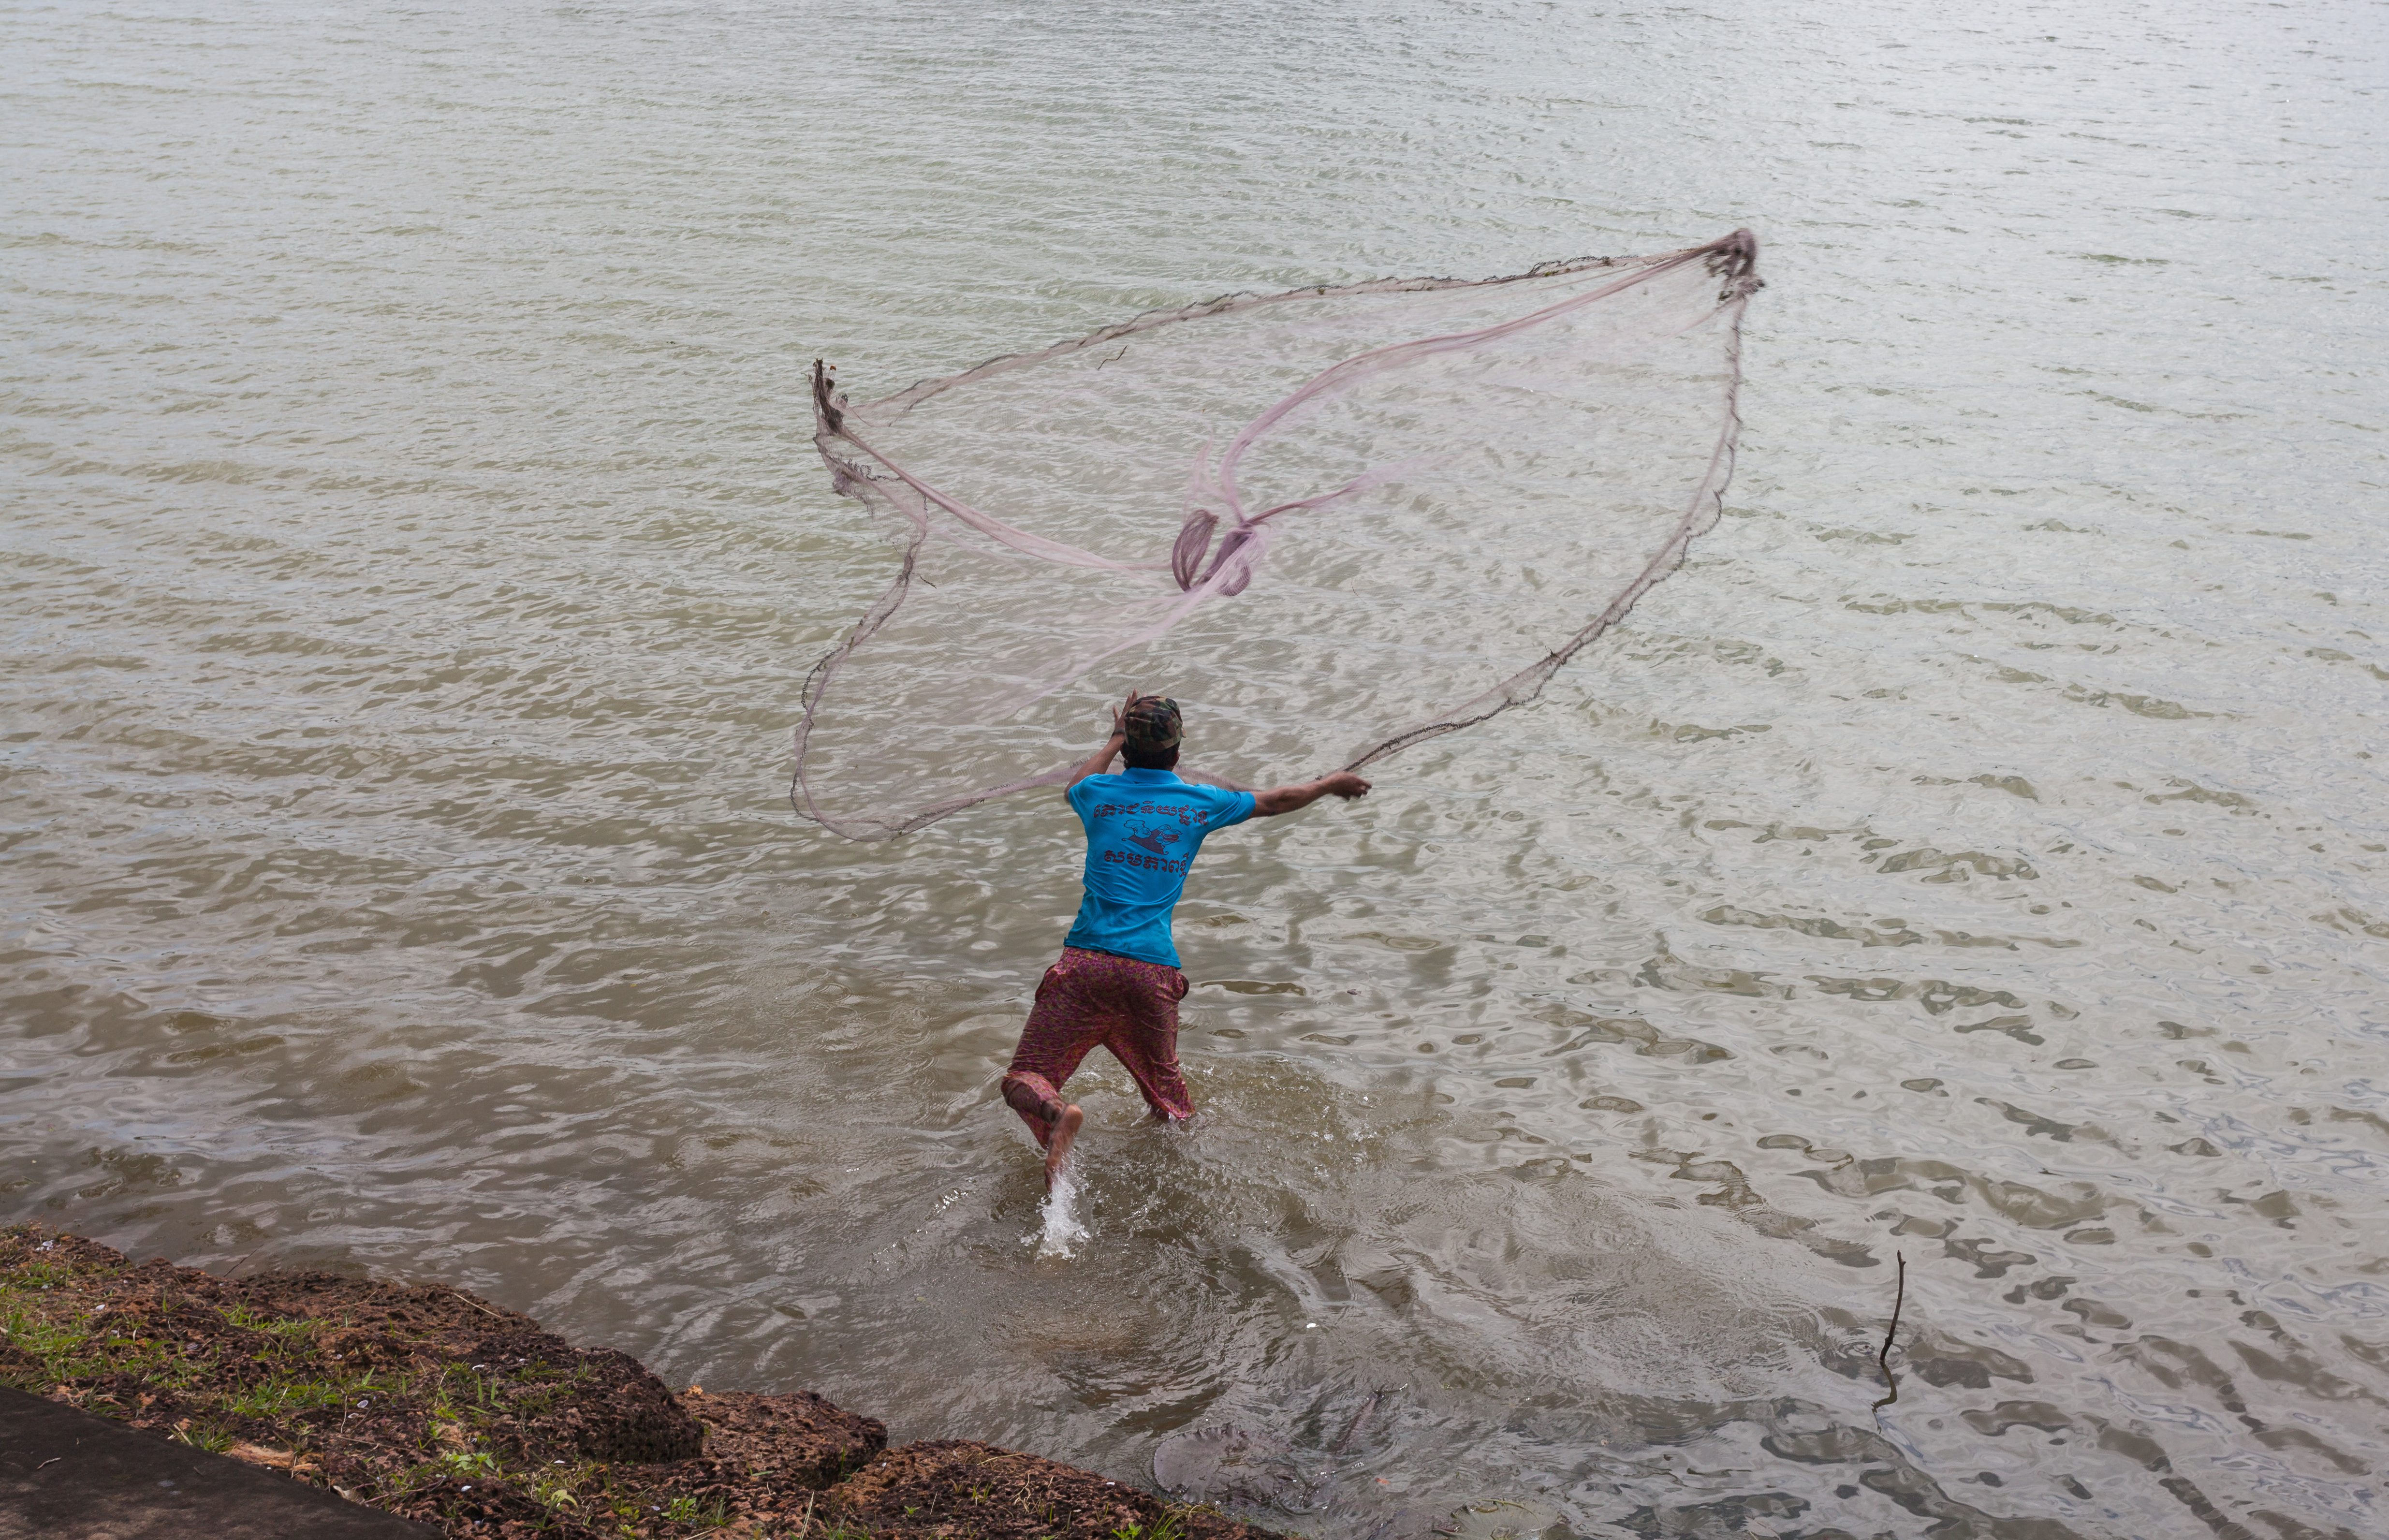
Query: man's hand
1065,689,1139,792
1253,770,1372,817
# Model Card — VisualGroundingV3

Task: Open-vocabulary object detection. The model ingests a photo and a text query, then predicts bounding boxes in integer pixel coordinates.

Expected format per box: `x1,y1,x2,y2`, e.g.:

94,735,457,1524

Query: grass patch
0,1223,809,1536
171,1420,237,1453
220,1375,350,1420
436,1448,500,1480
1115,1509,1197,1540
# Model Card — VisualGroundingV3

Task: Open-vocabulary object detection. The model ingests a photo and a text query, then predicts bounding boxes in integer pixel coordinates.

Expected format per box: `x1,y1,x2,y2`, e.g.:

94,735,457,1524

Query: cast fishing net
795,230,1761,839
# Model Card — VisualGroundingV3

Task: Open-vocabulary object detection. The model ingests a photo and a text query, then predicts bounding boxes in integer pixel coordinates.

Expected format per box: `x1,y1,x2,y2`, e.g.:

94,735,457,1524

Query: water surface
5,2,2388,1535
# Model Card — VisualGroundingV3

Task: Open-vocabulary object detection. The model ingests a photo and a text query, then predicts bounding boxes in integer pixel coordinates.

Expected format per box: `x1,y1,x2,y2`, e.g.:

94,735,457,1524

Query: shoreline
0,1224,1282,1540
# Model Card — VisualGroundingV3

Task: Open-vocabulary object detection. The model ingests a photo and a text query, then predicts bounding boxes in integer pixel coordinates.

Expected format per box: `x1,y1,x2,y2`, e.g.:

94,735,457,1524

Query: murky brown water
7,2,2388,1535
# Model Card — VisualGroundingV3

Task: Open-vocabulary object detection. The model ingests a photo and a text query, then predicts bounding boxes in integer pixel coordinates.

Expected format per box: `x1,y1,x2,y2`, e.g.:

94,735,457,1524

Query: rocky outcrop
0,1225,1272,1540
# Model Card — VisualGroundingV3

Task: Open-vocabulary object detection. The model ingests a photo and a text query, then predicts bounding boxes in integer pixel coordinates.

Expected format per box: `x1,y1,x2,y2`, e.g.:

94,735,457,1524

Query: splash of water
1035,1163,1090,1259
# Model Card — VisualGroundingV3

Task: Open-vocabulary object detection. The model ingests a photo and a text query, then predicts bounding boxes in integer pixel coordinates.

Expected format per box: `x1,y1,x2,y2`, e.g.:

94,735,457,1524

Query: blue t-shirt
1062,768,1257,967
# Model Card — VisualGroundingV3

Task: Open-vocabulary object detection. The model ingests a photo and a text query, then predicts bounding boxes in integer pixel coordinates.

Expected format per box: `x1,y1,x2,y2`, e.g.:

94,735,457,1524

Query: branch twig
1871,1250,1906,1413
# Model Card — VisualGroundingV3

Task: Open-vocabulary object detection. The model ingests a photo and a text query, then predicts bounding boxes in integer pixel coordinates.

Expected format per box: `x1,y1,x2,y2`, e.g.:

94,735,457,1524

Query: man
1002,692,1372,1187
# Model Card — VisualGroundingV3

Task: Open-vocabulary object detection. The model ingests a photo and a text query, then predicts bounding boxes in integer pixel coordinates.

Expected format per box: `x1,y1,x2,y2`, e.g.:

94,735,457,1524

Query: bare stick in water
1871,1250,1907,1412
1331,1388,1386,1456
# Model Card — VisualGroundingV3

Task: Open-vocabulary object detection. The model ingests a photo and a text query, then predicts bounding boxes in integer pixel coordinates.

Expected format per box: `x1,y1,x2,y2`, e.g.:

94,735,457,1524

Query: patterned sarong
1002,946,1195,1139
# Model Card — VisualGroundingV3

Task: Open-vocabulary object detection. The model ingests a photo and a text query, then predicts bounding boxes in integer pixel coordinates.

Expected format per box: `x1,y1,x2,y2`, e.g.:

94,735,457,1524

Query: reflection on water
5,1,2387,1535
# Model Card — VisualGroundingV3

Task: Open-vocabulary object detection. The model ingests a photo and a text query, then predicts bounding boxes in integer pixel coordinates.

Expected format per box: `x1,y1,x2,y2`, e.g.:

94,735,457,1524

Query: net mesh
795,231,1762,839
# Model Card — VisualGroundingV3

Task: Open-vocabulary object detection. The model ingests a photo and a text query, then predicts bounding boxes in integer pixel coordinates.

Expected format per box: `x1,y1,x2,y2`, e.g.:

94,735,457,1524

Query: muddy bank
0,1226,1281,1540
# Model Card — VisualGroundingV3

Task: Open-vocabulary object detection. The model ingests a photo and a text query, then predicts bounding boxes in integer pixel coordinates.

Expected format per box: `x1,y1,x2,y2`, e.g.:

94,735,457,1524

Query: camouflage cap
1122,695,1183,753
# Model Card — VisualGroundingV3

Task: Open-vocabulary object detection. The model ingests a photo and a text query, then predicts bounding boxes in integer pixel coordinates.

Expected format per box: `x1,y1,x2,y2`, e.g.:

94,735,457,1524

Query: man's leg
1001,1074,1084,1183
1003,955,1102,1188
1106,961,1197,1123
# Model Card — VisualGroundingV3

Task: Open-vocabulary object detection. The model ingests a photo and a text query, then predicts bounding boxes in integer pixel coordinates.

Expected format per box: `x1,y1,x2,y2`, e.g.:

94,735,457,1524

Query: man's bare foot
1043,1104,1084,1189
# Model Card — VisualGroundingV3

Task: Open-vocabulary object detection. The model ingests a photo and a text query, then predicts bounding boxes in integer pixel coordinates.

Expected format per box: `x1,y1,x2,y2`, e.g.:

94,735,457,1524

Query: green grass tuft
172,1421,237,1453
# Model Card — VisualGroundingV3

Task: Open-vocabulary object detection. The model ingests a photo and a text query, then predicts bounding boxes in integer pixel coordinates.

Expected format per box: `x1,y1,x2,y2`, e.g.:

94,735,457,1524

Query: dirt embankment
0,1225,1278,1540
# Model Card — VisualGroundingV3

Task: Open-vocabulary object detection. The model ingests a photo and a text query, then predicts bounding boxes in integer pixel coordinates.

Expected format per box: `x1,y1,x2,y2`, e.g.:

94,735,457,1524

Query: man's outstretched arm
1252,771,1371,816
